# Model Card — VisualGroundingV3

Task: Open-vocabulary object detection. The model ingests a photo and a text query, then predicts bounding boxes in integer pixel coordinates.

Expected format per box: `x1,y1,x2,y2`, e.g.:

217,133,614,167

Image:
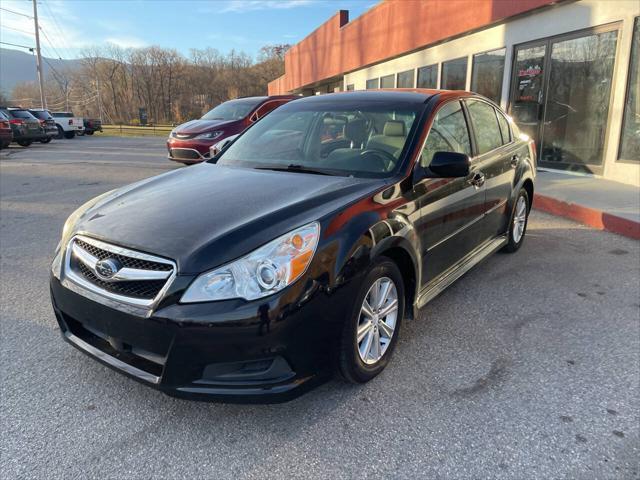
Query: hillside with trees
7,44,289,125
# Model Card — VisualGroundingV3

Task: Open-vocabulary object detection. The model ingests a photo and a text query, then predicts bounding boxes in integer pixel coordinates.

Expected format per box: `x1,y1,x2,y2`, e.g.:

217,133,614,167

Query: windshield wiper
255,164,334,176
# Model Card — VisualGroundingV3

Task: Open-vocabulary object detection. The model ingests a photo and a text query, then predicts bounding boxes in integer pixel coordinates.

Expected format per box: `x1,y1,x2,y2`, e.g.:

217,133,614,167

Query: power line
0,6,33,19
0,40,34,50
41,0,75,59
39,25,64,59
1,25,35,36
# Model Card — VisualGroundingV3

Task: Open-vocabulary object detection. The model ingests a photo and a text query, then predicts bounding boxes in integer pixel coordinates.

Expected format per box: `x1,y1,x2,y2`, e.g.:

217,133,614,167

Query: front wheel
502,188,530,253
40,137,52,144
17,139,32,147
338,258,405,384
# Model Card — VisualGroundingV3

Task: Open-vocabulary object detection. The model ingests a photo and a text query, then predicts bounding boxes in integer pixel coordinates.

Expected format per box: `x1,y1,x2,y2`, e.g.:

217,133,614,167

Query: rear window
52,112,74,117
9,109,36,119
30,110,53,120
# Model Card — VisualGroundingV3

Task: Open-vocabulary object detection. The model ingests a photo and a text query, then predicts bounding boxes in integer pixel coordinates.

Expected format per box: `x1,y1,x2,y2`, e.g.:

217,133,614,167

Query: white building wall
343,0,640,186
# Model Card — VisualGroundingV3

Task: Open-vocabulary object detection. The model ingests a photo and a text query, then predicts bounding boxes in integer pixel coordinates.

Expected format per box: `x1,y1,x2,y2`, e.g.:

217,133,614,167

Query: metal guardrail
101,124,173,137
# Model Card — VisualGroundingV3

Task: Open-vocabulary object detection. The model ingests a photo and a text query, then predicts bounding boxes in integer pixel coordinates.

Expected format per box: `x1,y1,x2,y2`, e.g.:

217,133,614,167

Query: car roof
293,89,477,105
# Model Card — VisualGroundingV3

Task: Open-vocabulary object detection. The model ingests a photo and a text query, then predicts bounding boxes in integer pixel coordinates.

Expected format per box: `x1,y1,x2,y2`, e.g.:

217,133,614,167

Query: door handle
510,155,519,168
469,172,485,188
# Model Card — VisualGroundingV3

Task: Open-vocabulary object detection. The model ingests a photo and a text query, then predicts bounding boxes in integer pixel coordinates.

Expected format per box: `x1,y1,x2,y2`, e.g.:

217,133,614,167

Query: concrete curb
533,194,640,240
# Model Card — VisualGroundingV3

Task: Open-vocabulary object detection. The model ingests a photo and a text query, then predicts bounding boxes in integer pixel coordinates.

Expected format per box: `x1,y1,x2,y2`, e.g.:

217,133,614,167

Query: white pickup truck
51,111,84,139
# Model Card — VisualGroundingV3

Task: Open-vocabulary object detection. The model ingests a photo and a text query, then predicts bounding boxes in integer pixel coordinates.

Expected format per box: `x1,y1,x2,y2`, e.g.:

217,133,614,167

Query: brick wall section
269,0,558,94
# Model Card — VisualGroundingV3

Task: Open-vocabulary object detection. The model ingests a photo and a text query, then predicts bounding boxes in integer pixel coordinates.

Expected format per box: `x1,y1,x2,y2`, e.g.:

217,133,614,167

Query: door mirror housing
429,151,471,178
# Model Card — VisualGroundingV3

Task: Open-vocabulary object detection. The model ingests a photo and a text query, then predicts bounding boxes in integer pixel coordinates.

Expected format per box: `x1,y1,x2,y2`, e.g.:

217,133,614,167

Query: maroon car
167,95,297,164
0,110,13,148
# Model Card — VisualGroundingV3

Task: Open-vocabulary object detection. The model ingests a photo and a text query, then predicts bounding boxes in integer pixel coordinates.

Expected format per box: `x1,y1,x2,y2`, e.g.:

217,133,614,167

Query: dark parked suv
167,95,297,164
51,90,536,402
0,107,45,146
29,109,58,143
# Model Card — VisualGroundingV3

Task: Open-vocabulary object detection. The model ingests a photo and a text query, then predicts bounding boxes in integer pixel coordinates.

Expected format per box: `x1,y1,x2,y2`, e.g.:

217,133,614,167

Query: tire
17,139,32,147
85,131,94,135
77,131,85,136
502,188,530,253
40,137,52,144
56,125,64,139
64,131,75,139
338,258,405,384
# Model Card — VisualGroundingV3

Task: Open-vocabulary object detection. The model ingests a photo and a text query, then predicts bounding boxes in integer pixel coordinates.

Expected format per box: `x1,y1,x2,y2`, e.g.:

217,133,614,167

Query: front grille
75,239,172,271
65,236,175,305
170,148,201,160
76,261,166,299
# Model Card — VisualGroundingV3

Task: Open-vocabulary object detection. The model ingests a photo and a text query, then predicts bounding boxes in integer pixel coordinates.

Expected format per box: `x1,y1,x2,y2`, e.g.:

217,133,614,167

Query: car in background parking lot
51,111,85,139
29,109,58,144
83,118,103,135
51,89,536,402
167,95,298,164
0,110,13,148
0,107,46,147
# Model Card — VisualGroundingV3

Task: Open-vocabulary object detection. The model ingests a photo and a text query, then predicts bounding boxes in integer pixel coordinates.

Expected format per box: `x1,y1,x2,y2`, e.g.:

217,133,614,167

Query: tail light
68,119,73,125
0,121,8,128
9,119,24,125
529,139,537,164
39,119,46,125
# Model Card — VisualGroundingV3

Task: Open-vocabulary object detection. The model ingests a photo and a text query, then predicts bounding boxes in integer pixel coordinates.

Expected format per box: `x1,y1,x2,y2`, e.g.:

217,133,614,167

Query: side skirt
415,235,507,310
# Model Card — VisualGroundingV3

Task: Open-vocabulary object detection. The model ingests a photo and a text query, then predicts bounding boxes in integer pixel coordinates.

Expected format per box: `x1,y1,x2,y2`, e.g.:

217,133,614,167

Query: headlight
181,222,320,303
194,130,223,140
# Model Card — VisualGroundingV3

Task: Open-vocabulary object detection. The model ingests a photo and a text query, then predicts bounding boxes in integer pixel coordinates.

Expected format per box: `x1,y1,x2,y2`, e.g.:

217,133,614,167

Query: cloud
0,0,86,58
104,36,148,49
217,0,315,13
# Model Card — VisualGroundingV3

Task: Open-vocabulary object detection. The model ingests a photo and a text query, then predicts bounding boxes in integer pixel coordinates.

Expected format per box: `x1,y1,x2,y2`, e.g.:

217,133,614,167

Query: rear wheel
17,139,32,147
40,137,52,144
56,125,64,139
502,188,530,253
338,258,405,383
64,131,75,139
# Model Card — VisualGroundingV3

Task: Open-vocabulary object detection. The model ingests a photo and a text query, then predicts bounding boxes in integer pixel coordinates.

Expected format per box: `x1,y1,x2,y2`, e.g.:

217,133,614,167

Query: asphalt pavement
1,136,638,479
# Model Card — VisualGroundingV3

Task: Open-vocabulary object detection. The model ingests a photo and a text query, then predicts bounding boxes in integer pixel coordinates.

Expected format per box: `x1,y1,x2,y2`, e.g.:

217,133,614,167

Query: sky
0,0,375,59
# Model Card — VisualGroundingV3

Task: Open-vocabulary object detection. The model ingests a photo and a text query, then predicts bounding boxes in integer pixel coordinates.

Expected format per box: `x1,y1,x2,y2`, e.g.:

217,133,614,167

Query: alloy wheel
512,195,527,243
357,276,398,365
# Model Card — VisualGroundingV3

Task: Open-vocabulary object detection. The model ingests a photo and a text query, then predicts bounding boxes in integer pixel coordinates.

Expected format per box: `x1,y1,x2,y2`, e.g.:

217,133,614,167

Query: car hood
175,119,238,135
71,164,383,273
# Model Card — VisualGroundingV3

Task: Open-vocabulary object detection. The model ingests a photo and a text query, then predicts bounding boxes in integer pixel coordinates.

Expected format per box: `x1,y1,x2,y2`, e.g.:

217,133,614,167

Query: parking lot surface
1,137,638,479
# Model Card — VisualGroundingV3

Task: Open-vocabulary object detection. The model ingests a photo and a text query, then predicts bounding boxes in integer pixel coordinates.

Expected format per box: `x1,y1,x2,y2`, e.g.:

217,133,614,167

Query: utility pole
32,0,46,109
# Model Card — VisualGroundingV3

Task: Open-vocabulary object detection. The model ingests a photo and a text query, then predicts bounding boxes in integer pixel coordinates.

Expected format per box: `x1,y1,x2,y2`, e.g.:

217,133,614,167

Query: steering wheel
359,149,397,172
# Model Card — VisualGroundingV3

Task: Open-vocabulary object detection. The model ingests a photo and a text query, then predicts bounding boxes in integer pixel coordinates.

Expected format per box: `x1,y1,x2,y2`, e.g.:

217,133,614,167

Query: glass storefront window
417,64,437,88
346,84,355,91
366,78,379,89
541,29,618,168
380,74,395,88
619,18,640,162
397,69,414,88
471,48,506,104
441,57,467,90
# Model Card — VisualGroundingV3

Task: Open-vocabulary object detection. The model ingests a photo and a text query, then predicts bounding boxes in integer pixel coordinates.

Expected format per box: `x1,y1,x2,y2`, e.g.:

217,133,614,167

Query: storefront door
509,26,619,174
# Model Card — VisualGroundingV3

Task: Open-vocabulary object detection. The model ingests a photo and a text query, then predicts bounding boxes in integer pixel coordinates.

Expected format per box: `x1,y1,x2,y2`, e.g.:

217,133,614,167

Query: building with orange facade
269,0,639,186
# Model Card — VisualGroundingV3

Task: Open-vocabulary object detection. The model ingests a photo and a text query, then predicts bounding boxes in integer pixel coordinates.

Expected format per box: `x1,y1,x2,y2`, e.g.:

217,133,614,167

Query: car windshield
9,109,37,119
201,99,263,121
216,102,421,178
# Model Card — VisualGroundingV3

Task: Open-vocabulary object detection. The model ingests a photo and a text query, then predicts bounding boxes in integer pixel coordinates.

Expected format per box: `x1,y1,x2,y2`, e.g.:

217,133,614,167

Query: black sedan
50,90,536,402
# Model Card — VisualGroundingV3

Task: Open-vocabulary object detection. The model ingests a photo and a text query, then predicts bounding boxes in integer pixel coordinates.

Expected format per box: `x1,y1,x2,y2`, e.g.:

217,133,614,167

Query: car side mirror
429,151,470,178
209,135,238,158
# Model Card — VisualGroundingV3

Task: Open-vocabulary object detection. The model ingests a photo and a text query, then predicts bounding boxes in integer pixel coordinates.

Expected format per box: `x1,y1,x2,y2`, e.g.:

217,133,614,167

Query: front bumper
166,138,218,163
50,271,346,402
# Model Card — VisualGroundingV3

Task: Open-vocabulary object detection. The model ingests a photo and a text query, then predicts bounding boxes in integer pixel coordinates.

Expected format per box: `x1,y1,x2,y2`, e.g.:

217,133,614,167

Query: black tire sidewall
339,258,405,383
504,188,530,252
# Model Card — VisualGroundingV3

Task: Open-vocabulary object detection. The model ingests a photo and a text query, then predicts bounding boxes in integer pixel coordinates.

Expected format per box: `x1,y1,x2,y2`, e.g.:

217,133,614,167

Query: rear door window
420,101,472,166
466,100,503,154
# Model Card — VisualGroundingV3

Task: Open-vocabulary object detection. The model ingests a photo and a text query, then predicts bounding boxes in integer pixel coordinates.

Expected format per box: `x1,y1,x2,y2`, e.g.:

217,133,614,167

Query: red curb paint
533,194,640,240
